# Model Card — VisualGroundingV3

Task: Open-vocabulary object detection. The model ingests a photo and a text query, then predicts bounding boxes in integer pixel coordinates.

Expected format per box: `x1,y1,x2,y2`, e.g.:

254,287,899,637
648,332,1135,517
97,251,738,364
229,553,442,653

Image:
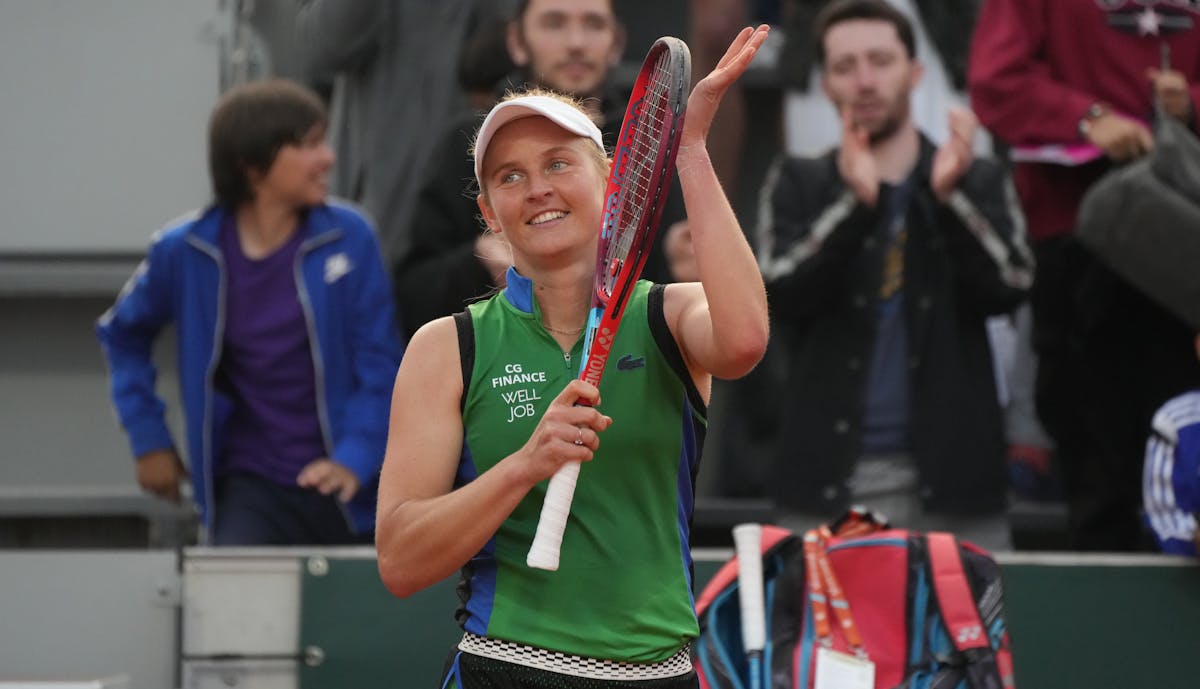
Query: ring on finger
574,427,584,446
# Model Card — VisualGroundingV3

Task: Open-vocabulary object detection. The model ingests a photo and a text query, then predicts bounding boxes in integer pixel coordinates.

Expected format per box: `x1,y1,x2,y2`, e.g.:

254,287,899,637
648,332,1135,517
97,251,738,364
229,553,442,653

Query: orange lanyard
803,527,867,657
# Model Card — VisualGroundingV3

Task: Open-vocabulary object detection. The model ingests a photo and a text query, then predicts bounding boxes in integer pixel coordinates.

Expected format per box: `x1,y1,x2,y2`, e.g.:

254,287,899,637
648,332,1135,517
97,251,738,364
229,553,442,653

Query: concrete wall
0,1,220,254
0,550,179,689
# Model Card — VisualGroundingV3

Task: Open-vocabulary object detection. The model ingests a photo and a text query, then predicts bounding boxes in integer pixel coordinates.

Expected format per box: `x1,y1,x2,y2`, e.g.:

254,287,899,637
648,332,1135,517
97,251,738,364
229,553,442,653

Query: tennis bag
693,523,1015,689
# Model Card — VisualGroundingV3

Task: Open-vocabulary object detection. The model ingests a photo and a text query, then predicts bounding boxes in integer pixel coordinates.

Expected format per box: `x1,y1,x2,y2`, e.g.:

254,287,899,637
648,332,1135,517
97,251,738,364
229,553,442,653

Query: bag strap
925,532,1010,689
926,532,988,651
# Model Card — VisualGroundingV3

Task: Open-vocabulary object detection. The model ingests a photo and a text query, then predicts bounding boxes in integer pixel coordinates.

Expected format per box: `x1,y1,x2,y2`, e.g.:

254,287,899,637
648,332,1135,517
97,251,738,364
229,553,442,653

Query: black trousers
1030,236,1200,551
211,470,370,546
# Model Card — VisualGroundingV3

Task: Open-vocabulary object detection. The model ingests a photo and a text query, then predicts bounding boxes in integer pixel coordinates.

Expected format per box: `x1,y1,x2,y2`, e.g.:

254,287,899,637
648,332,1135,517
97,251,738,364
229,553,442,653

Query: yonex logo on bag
956,625,982,644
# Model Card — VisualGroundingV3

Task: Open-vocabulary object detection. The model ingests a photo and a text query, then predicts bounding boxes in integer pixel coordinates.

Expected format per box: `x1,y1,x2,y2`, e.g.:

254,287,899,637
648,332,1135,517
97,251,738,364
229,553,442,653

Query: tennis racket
526,36,692,571
733,523,767,689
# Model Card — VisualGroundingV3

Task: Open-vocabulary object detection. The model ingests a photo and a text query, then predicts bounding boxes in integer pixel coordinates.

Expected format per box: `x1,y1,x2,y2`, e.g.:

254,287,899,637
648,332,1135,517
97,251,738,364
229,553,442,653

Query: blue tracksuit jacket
97,201,404,534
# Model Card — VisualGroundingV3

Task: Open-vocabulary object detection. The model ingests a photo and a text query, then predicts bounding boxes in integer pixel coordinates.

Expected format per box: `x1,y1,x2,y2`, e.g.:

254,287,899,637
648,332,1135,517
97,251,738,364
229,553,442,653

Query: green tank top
455,270,706,662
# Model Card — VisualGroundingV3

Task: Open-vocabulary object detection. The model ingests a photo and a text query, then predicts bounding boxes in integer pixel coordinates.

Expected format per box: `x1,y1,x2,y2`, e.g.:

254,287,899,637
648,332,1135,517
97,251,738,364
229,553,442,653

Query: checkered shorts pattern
457,632,693,681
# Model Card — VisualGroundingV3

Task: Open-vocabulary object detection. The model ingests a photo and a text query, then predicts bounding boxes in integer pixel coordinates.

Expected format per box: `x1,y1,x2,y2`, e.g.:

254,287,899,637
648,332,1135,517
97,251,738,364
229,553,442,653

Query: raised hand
838,106,879,207
931,107,978,200
681,24,770,147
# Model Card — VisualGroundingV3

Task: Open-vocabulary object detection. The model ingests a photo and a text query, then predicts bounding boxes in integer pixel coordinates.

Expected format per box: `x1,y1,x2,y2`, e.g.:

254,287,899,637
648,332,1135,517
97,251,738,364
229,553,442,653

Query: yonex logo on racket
582,326,615,384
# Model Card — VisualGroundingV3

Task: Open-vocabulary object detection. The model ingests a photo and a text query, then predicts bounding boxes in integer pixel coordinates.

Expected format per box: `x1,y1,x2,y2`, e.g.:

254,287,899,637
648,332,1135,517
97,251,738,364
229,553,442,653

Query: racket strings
601,53,676,295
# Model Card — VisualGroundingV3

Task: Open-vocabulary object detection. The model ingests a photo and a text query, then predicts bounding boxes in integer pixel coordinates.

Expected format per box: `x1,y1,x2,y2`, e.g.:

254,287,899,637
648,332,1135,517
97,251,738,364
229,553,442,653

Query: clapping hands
931,107,977,200
839,105,978,205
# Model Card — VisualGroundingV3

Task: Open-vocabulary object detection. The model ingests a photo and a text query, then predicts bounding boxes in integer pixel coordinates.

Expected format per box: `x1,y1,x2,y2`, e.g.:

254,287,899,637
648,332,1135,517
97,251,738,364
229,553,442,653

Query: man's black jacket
756,136,1032,515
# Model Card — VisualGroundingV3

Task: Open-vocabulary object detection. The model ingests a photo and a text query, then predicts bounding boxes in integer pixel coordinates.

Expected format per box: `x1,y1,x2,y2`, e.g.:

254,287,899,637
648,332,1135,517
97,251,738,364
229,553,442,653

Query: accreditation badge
814,646,875,689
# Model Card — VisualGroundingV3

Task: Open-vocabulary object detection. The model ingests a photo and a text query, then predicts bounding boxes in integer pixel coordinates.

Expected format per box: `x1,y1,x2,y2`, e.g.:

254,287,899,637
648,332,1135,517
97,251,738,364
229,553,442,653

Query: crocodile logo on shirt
616,354,646,371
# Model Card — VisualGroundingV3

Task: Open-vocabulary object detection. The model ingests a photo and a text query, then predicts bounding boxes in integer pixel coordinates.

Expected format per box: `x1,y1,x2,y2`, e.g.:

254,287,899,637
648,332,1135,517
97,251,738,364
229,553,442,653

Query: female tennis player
376,25,770,688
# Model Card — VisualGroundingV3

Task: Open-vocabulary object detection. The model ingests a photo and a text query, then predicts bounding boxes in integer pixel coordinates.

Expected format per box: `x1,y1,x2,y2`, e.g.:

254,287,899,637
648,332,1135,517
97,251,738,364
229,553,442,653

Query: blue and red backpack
693,517,1015,689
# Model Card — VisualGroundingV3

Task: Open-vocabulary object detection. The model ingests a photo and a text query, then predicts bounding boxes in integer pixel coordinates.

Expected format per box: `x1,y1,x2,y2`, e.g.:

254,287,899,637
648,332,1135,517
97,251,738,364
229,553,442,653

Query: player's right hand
135,448,187,503
516,379,612,485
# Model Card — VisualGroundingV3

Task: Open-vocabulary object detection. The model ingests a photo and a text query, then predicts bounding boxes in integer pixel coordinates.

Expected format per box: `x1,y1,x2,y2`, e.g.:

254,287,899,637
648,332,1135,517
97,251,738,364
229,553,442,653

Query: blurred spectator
970,0,1200,551
459,15,518,110
295,1,484,261
392,0,692,338
757,0,1032,549
1143,335,1200,557
712,0,1024,506
778,0,986,157
96,79,404,545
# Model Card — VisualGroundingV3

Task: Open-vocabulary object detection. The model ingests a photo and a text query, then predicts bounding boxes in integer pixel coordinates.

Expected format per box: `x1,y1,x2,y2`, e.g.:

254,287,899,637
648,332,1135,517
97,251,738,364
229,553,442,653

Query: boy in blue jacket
97,79,403,545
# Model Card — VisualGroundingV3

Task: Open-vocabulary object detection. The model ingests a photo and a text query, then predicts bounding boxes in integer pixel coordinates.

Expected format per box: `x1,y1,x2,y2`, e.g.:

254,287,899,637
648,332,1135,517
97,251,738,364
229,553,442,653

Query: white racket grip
526,459,583,570
732,523,767,653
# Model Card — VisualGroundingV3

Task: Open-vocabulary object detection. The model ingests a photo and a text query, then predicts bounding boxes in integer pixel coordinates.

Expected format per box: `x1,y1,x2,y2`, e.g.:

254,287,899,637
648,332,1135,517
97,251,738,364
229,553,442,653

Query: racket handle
747,652,764,689
526,459,582,570
733,523,767,654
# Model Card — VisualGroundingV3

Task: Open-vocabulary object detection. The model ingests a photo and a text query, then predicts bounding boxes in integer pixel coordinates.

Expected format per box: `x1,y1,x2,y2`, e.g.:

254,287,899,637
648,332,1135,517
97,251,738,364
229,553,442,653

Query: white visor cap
473,95,606,188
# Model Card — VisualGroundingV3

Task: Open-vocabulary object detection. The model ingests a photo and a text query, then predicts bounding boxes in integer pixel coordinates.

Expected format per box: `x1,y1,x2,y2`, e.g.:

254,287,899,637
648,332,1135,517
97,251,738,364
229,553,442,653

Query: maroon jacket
969,0,1200,242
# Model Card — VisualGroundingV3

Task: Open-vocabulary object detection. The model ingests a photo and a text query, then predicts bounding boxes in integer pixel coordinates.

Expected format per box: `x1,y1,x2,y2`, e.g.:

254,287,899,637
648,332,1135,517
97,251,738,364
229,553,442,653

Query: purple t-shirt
216,215,327,484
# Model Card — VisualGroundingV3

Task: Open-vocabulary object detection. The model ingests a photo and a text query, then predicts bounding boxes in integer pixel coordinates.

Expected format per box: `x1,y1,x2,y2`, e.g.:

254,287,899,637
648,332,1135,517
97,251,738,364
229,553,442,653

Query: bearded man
755,0,1033,550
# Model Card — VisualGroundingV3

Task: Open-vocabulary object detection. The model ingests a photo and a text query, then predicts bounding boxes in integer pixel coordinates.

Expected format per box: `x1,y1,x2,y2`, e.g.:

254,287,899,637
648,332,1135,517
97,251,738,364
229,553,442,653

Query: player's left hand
681,24,769,146
931,107,977,201
298,458,361,502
